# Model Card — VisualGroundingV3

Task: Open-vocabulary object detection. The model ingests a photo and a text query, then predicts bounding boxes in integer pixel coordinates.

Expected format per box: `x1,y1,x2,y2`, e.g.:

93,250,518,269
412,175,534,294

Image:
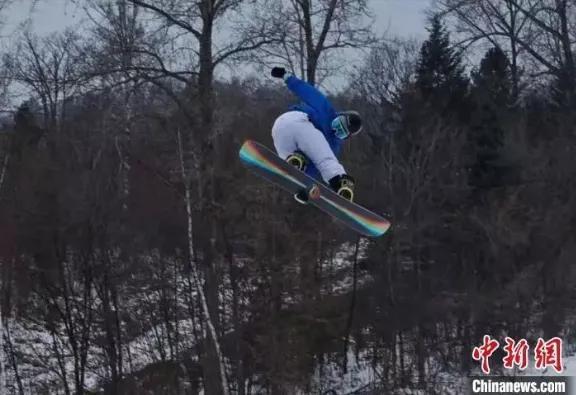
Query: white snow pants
271,111,345,182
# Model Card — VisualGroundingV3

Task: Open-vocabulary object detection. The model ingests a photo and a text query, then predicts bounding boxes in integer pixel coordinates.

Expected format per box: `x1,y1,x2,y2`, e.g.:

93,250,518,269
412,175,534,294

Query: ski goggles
332,115,350,140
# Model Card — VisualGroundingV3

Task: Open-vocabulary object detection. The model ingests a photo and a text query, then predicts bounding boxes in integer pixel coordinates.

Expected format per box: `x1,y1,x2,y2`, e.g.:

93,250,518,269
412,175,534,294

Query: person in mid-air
270,67,363,203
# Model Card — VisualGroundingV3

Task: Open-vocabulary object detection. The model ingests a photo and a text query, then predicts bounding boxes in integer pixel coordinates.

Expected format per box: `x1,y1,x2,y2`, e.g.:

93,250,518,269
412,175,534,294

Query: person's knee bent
272,112,302,159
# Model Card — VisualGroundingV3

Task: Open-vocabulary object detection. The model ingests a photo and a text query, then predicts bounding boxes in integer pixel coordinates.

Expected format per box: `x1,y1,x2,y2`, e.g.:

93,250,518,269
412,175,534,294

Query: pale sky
1,0,433,94
4,0,432,38
372,0,431,38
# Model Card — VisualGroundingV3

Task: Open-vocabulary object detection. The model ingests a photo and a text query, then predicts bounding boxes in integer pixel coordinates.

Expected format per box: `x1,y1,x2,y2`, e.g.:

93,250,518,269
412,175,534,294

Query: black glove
271,67,286,79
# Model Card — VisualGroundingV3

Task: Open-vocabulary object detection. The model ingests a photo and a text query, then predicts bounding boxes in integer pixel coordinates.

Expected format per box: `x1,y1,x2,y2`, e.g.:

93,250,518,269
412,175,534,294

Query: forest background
0,0,575,394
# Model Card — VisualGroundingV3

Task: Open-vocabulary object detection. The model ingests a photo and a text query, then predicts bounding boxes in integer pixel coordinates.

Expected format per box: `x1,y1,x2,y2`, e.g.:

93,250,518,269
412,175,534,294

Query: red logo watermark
534,337,563,373
502,337,529,370
472,336,563,374
473,335,500,374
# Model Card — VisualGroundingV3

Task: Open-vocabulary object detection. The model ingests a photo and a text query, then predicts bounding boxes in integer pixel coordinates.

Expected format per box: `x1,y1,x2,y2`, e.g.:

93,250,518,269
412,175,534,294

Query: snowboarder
270,67,363,203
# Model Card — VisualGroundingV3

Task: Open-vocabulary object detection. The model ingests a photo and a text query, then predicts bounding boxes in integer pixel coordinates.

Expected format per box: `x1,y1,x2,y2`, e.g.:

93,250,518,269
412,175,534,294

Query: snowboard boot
287,151,310,204
329,174,355,202
286,151,308,172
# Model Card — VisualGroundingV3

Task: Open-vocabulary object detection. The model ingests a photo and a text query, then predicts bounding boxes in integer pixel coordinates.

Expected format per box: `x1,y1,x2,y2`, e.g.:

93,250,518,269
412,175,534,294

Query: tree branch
127,0,201,39
314,0,338,55
213,37,276,66
507,0,563,40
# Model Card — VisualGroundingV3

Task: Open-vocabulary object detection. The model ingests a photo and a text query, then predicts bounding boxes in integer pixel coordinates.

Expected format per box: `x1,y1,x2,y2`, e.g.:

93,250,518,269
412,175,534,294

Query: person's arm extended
284,75,333,113
271,67,333,113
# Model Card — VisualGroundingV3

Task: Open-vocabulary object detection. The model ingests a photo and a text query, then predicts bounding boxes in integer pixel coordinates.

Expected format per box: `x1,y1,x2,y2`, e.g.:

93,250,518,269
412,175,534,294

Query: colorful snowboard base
239,140,391,238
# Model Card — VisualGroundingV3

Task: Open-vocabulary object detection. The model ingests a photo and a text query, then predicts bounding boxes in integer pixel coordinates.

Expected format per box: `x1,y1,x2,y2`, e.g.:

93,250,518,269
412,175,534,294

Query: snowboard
239,140,391,238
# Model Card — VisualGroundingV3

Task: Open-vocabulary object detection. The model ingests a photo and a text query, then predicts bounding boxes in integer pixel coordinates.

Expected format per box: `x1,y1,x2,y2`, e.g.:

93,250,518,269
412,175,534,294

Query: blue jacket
285,75,341,179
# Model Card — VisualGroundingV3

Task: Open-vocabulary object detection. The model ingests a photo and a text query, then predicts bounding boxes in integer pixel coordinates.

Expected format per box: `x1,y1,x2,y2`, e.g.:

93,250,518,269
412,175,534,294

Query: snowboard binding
286,151,308,172
287,151,312,204
329,174,355,202
293,184,320,204
285,153,354,204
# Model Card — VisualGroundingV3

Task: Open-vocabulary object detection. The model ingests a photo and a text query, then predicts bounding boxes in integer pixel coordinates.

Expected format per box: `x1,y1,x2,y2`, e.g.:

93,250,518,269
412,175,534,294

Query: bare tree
177,127,229,394
436,0,531,99
125,0,274,134
507,0,576,102
100,2,279,393
4,30,86,131
87,0,143,211
351,37,419,141
254,0,374,85
0,2,23,389
438,0,576,102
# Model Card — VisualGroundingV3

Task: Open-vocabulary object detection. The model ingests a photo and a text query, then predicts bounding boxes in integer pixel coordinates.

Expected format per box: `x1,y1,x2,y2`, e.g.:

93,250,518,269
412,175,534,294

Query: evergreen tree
550,64,576,108
472,46,512,107
416,15,468,106
11,102,44,158
468,47,513,190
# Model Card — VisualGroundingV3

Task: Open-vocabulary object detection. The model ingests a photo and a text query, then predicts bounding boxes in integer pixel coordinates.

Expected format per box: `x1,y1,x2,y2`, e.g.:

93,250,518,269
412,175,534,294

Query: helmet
331,111,363,140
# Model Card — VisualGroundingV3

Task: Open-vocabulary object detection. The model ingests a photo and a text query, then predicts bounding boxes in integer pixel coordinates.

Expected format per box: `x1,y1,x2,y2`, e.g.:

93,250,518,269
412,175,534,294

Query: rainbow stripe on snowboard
239,140,391,238
240,140,307,189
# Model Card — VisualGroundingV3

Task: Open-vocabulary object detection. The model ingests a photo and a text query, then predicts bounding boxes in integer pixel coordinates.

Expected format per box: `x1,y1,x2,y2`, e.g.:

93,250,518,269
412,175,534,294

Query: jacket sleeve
285,75,334,114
